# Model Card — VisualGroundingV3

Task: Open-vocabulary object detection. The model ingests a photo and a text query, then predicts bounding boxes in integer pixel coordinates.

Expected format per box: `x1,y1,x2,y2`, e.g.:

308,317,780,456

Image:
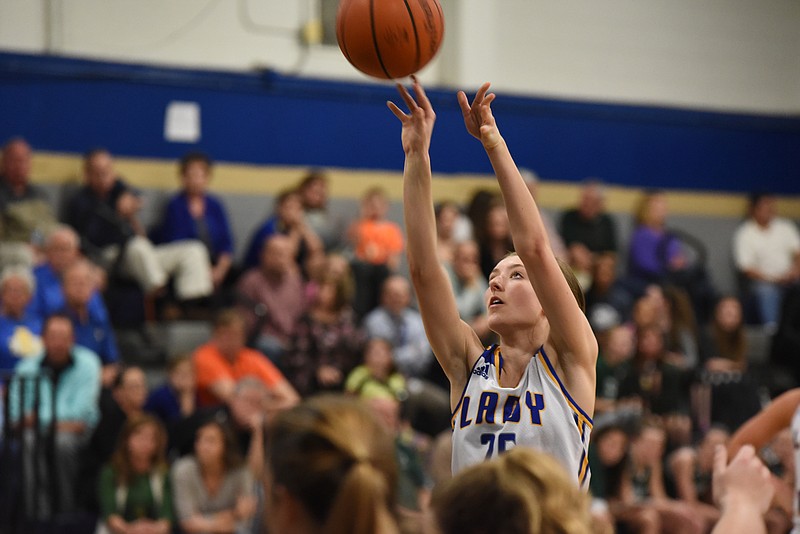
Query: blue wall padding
1,51,798,194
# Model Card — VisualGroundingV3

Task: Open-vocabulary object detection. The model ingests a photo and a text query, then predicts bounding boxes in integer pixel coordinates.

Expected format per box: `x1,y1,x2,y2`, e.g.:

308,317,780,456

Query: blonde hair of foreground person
264,394,400,534
431,446,591,534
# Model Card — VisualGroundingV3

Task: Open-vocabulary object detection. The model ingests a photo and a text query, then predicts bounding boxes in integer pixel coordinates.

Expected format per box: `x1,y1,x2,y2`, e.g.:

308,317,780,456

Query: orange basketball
336,0,445,80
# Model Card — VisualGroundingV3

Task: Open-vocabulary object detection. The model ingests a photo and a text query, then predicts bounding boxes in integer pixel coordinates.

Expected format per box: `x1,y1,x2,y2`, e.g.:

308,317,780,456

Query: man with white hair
30,224,101,317
0,265,42,371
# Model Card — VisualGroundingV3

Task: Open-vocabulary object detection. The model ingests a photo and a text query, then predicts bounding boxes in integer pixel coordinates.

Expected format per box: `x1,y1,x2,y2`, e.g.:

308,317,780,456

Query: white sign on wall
164,101,201,143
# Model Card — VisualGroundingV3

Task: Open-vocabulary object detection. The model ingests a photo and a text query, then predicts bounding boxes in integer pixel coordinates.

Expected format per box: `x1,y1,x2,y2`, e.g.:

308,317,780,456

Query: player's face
485,255,542,331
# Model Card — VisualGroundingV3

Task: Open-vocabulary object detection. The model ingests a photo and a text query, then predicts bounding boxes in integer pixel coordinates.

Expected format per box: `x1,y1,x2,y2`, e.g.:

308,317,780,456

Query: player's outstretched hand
713,444,773,515
457,82,501,149
387,75,435,156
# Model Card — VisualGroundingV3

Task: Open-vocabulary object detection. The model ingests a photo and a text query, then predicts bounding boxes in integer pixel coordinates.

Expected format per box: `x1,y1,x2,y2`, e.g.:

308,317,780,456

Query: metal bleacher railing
0,369,59,533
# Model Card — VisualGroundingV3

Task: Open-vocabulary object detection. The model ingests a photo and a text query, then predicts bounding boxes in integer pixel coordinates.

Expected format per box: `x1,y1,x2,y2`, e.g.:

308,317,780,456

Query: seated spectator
585,252,634,330
0,137,57,269
30,224,103,318
619,324,693,447
263,395,401,534
81,365,149,512
733,192,800,330
347,186,404,318
243,187,323,272
560,179,618,261
97,414,173,534
611,420,704,534
588,422,630,530
626,190,687,293
193,309,299,409
236,234,308,363
447,240,492,344
60,259,120,386
362,275,433,380
434,200,465,266
663,285,700,369
474,195,514,281
0,266,42,372
171,419,256,534
172,377,272,475
284,268,365,397
345,337,407,401
10,314,101,517
152,151,235,297
669,426,729,531
296,169,346,253
144,355,197,430
700,296,748,372
698,296,761,431
66,148,212,304
363,275,450,435
367,396,431,533
771,284,800,386
594,324,635,417
432,446,592,534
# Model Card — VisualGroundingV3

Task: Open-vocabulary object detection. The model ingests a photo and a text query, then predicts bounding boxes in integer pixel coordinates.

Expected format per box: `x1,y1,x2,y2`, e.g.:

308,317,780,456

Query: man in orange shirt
193,308,300,409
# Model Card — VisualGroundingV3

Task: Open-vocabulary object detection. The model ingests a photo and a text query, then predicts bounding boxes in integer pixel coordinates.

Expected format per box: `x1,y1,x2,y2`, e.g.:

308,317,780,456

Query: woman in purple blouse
154,152,235,290
283,260,366,396
627,190,686,290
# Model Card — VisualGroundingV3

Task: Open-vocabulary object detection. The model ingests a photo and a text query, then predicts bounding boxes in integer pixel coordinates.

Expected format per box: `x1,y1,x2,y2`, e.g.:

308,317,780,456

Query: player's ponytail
266,395,399,534
324,460,397,534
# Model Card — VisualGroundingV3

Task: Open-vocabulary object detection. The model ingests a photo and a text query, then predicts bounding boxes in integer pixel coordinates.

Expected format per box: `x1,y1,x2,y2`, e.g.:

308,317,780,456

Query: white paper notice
164,101,201,143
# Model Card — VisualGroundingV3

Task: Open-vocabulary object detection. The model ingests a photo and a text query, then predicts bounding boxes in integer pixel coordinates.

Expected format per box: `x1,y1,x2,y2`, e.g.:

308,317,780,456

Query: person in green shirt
97,414,173,534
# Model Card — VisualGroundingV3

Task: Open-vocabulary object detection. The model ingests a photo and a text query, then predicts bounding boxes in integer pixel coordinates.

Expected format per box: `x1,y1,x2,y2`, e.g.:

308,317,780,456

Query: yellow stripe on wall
31,152,800,218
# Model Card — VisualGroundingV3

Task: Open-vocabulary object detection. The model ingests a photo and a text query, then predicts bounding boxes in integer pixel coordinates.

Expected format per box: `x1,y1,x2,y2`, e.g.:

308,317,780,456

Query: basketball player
728,387,800,533
388,78,597,487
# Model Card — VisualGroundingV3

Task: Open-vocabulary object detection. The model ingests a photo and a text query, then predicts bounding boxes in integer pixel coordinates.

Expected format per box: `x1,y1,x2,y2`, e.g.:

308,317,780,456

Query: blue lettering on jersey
459,396,473,428
457,391,546,429
525,391,545,425
503,395,521,423
476,391,499,424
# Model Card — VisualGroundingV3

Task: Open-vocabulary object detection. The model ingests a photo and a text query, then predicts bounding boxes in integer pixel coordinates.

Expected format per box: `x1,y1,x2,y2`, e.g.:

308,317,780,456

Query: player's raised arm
458,84,597,405
729,388,800,456
388,78,481,391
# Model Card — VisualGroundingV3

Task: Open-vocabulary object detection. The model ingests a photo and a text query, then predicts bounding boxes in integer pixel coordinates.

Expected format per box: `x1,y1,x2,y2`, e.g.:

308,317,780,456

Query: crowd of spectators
0,135,799,533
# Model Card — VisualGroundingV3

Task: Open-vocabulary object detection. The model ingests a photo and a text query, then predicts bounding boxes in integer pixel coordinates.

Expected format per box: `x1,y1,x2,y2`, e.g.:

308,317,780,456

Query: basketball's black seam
403,0,421,75
370,0,393,79
338,2,354,66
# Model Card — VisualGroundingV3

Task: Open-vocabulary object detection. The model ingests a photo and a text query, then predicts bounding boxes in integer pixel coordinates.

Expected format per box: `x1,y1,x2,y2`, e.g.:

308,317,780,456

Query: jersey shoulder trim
538,346,594,427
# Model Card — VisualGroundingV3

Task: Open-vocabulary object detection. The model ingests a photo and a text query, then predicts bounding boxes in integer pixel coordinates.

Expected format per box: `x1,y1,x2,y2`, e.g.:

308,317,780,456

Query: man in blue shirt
30,224,92,317
60,259,119,387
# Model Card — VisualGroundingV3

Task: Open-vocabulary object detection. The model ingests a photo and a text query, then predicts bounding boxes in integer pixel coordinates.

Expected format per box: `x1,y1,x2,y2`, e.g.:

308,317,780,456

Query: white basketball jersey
791,406,800,534
451,344,593,489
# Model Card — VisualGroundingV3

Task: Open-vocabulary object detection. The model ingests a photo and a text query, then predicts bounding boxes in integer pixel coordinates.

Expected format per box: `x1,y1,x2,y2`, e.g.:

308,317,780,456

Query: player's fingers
473,82,492,106
457,91,471,116
396,83,418,111
713,444,728,475
386,101,408,120
484,93,496,106
411,76,433,112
